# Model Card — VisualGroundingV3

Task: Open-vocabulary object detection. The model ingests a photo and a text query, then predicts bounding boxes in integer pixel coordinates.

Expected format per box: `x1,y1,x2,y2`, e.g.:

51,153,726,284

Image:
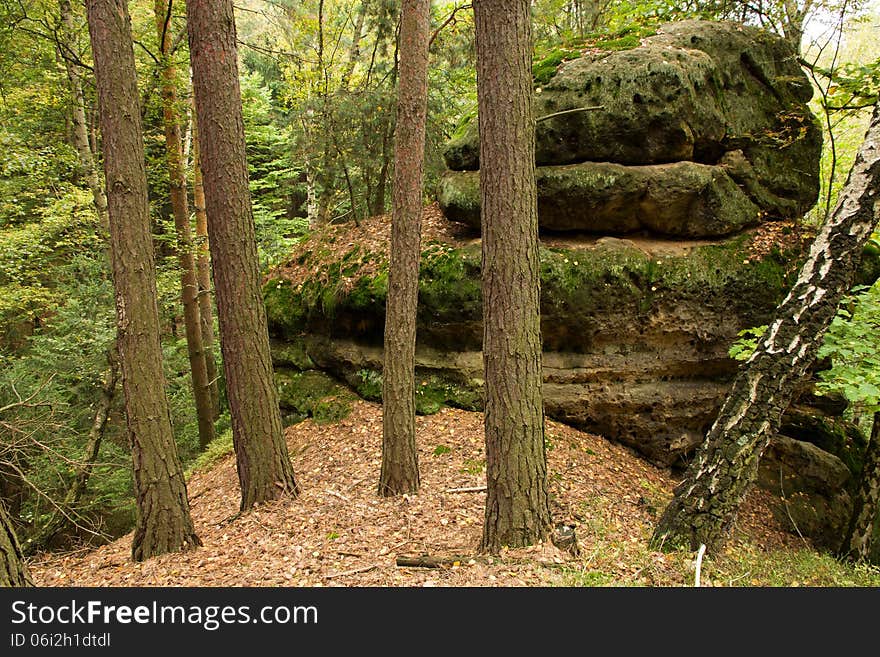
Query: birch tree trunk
652,103,880,554
840,413,880,560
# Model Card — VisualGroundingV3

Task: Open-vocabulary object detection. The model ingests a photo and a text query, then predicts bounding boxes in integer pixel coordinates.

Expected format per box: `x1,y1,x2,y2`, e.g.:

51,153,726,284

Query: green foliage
433,445,452,456
186,429,235,477
729,325,768,361
817,280,880,413
353,368,383,401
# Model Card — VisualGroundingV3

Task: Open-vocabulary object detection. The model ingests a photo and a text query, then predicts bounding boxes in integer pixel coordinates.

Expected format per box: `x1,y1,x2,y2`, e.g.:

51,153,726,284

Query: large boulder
439,159,762,237
441,19,821,235
758,435,853,550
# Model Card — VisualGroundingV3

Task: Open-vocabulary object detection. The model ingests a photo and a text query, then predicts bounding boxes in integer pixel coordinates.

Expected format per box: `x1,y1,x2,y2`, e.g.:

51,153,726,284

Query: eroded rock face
440,19,821,237
439,160,762,237
264,231,806,466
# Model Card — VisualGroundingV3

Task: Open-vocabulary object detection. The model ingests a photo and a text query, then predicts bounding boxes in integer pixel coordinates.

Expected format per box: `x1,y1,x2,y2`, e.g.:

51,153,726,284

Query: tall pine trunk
153,0,214,450
187,0,298,510
475,0,552,553
652,103,880,554
87,0,200,561
379,0,430,497
0,499,31,587
190,104,220,420
841,413,880,560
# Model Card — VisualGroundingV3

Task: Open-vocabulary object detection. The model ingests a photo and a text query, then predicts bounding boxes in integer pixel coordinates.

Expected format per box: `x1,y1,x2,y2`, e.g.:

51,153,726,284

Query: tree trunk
474,0,552,553
0,498,31,587
379,0,430,497
652,103,880,554
87,0,201,562
153,0,214,450
187,0,298,510
58,0,108,230
840,413,880,561
190,103,220,420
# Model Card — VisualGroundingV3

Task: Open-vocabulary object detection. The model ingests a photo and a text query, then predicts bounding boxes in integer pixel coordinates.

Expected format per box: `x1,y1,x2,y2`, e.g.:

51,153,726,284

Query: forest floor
29,400,879,587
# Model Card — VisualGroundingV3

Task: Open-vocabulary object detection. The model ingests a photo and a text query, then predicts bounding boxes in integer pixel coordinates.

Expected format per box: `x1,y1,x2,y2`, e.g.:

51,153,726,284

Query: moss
274,369,355,424
352,368,383,401
533,48,582,85
348,366,482,415
532,25,658,86
270,337,313,370
418,243,482,323
263,279,307,338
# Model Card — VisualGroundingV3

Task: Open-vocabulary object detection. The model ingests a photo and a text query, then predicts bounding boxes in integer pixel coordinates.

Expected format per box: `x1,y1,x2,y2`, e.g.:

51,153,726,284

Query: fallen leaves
29,401,802,588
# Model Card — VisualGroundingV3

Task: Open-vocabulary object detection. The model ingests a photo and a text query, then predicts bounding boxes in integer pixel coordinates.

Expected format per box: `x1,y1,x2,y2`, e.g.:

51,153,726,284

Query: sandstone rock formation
440,19,821,238
262,20,875,548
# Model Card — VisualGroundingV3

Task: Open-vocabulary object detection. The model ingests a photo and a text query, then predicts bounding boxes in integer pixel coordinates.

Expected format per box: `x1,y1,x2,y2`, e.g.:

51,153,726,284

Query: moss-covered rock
440,160,763,237
443,19,821,223
758,435,853,550
265,228,806,463
274,368,356,425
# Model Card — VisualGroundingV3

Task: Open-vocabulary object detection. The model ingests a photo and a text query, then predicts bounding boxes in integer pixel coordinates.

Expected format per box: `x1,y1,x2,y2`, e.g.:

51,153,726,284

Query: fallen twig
396,554,486,568
323,564,378,579
444,486,486,494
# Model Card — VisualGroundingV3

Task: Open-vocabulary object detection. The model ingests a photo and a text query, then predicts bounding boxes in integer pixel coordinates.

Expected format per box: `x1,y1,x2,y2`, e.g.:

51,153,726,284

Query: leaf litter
29,400,804,588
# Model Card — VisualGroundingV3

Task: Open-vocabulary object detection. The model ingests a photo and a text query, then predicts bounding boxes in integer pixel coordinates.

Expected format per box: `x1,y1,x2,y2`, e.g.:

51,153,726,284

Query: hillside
29,400,878,587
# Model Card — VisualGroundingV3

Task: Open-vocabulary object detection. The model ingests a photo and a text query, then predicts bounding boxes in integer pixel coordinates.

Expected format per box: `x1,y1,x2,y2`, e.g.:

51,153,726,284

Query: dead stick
535,106,604,123
324,564,378,579
445,486,487,493
396,554,485,568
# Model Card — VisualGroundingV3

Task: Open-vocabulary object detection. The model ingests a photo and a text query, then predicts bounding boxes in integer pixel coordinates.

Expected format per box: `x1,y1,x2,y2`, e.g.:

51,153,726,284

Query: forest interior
3,0,880,592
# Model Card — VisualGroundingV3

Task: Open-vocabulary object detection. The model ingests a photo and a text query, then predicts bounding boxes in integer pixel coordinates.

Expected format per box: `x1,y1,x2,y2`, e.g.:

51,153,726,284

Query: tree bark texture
87,0,200,561
379,0,430,497
841,413,880,560
474,0,552,553
190,103,220,420
153,0,214,450
652,103,880,554
187,0,298,509
0,498,31,587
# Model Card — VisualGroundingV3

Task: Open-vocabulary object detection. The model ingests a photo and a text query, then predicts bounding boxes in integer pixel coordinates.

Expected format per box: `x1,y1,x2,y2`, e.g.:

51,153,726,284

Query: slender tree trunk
58,0,108,230
475,0,552,553
379,0,430,497
0,498,31,587
87,0,201,561
340,1,367,92
187,0,298,510
841,413,880,561
153,0,214,450
652,103,880,554
190,103,220,420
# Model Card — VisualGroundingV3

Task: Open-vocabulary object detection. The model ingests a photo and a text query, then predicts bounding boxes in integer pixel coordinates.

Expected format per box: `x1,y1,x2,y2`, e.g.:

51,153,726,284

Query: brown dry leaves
29,401,801,588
